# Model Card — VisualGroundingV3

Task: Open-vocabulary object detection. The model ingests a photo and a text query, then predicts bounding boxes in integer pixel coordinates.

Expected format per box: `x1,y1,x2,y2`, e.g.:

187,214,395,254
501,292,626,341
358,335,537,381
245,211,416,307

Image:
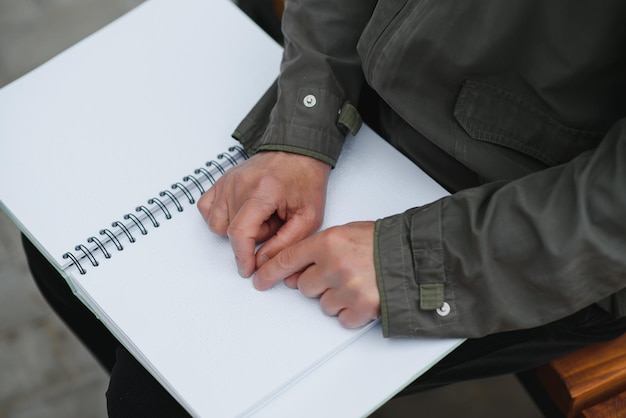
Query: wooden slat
537,333,626,418
272,0,284,17
579,390,626,418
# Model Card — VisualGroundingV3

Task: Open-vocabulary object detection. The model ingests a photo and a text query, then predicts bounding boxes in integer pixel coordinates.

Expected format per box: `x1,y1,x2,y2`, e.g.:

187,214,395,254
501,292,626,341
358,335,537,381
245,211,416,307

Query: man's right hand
197,151,331,278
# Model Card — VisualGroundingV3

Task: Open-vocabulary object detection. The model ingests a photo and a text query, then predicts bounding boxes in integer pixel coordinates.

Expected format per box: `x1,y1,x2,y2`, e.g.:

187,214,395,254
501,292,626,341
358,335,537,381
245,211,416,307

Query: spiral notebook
0,0,461,416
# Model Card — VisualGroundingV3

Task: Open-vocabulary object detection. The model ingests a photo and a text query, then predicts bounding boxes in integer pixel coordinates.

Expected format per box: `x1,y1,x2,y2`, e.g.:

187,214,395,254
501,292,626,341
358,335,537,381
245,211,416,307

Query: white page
252,324,462,417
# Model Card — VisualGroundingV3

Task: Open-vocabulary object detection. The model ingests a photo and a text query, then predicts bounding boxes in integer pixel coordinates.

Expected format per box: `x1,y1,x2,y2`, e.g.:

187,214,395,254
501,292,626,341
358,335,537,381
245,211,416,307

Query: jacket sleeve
234,0,377,166
375,118,626,338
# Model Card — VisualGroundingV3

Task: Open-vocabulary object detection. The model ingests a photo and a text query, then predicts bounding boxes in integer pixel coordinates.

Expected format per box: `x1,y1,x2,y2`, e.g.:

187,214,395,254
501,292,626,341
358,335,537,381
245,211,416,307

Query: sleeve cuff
375,200,459,337
232,81,352,167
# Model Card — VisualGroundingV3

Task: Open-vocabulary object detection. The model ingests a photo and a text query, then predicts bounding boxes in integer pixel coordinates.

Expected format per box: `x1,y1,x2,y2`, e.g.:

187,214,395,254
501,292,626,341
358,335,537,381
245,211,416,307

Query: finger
256,213,322,266
319,285,380,322
196,185,216,220
337,308,375,329
284,271,302,289
198,185,229,234
296,265,329,298
228,198,277,278
254,213,283,247
253,237,317,290
203,185,231,235
318,289,344,317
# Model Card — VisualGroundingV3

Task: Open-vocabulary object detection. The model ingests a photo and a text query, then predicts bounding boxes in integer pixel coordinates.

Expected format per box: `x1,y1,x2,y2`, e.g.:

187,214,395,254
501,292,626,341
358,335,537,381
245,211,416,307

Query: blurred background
0,0,543,416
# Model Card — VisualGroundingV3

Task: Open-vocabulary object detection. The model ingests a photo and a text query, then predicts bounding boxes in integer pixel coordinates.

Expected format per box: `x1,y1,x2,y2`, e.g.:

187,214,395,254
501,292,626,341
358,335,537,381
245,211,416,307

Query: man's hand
253,221,380,329
197,151,331,278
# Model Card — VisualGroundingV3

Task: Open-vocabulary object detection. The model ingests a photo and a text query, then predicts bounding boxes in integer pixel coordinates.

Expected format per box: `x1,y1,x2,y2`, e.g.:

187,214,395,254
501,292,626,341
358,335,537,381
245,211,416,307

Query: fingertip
235,254,255,278
196,186,215,217
252,267,277,291
252,271,268,290
284,275,299,289
338,310,370,329
237,266,252,278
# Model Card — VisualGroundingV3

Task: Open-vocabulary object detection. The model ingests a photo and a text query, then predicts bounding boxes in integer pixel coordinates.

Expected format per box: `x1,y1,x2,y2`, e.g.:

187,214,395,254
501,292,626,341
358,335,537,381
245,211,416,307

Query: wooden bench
272,0,284,16
520,333,626,417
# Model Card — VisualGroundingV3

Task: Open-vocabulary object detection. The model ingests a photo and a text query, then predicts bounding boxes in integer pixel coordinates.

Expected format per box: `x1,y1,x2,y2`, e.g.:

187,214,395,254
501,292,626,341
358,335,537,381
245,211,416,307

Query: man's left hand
253,221,380,328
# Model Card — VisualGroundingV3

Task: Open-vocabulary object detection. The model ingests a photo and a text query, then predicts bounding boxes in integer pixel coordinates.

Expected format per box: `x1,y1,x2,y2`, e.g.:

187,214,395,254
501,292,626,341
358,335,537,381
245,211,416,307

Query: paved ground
0,1,544,416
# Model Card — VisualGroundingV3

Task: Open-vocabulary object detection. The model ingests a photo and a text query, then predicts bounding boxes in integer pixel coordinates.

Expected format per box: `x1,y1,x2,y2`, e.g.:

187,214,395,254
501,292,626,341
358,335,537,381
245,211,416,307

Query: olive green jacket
234,0,626,338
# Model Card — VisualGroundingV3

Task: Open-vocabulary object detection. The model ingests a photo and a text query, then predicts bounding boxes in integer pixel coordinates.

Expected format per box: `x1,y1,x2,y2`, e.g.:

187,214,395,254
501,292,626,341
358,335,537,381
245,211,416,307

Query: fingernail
258,254,269,267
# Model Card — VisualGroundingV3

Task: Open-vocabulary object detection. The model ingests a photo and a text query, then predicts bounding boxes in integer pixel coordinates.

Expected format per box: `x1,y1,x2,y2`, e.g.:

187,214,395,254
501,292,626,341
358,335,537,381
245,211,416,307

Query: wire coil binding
61,145,249,274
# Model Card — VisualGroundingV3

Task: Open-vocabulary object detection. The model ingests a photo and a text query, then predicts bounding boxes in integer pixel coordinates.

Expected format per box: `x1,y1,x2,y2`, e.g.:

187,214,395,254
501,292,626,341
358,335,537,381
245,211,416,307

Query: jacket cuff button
436,302,451,317
303,94,317,108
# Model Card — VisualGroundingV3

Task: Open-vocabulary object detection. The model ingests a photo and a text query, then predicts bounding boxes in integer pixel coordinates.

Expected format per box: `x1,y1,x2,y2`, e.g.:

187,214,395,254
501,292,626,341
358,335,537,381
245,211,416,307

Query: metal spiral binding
194,167,216,184
87,236,111,259
172,182,195,204
182,174,204,194
61,145,249,274
159,190,183,213
147,197,172,220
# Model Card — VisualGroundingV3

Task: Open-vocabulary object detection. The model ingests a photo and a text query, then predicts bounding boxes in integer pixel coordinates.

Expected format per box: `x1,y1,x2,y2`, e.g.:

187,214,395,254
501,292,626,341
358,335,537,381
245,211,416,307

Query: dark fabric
376,119,626,338
107,346,191,418
398,303,626,395
238,0,283,44
21,235,119,373
358,83,482,194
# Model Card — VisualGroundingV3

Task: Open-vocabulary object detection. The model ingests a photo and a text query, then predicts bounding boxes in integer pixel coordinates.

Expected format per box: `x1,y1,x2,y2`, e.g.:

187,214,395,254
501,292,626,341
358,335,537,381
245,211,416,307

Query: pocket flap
454,80,602,166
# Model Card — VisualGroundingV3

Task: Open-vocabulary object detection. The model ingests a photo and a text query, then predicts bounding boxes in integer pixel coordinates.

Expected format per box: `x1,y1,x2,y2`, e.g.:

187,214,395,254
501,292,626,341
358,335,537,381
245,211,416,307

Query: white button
436,302,451,317
303,94,317,108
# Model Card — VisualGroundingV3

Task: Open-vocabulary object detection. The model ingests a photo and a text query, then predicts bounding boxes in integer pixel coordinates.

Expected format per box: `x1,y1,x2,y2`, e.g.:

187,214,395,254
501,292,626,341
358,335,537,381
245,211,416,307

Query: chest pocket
454,80,603,167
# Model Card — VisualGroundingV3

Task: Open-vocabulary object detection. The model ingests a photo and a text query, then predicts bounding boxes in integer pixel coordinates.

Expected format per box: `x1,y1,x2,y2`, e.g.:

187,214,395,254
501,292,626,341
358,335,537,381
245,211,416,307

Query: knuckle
226,223,241,239
256,174,280,190
335,257,355,277
196,193,212,213
207,217,227,235
318,228,339,249
247,176,282,201
322,226,350,247
227,222,256,243
276,247,297,270
301,207,324,229
245,195,275,214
